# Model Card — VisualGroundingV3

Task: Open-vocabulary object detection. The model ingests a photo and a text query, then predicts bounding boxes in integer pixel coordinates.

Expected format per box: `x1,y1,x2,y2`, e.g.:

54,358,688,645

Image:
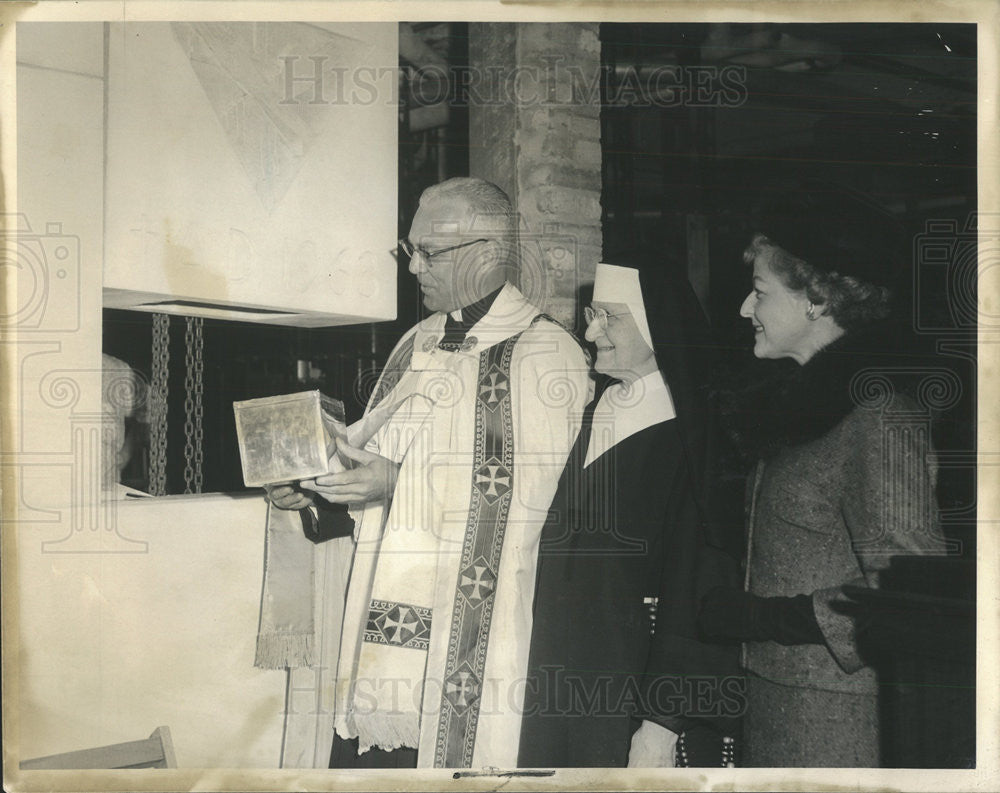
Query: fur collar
719,321,913,461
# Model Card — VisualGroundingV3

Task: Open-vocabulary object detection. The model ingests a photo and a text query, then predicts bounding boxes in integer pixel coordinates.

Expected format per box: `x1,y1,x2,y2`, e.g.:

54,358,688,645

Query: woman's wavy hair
743,233,892,332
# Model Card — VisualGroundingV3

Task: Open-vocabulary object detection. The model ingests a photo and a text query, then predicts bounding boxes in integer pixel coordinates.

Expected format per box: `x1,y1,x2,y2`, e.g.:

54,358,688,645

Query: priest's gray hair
420,177,517,267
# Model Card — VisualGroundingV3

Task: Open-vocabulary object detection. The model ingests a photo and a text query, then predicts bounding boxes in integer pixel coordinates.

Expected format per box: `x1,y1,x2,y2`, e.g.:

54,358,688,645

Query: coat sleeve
813,402,945,673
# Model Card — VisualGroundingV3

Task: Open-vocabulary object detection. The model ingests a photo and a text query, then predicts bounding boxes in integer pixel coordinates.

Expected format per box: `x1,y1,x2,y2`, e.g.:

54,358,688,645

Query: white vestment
284,283,590,768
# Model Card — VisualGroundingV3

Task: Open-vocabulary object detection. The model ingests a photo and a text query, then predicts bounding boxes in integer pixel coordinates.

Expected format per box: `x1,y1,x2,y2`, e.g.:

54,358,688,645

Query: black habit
518,266,743,768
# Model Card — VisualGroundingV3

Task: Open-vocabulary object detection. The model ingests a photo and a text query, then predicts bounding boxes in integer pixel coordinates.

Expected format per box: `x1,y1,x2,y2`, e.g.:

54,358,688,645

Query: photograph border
2,1,997,791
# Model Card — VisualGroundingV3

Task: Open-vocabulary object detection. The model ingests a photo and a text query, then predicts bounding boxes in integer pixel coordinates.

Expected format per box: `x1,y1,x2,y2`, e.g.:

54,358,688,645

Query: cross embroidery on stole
432,332,521,767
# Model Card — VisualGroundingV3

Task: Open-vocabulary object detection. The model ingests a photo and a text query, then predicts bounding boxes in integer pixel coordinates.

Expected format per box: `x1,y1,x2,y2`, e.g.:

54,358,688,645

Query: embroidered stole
335,330,523,764
431,332,517,766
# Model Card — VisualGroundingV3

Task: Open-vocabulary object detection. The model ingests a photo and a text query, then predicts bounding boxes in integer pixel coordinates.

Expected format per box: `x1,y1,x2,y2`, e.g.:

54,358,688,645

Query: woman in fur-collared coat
699,184,945,767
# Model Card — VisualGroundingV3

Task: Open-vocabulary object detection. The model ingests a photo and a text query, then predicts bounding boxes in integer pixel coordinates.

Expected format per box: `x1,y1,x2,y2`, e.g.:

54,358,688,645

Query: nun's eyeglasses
392,237,489,265
584,306,630,328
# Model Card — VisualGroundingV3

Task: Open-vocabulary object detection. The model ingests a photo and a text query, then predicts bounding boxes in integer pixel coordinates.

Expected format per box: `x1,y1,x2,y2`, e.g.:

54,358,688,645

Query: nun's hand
627,720,678,767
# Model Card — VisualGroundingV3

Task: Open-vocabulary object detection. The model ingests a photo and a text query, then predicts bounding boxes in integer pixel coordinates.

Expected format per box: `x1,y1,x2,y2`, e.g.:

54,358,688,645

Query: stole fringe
353,710,421,755
254,632,315,670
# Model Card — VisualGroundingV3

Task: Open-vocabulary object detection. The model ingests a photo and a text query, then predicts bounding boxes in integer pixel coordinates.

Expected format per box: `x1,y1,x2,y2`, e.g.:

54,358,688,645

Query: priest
267,177,591,768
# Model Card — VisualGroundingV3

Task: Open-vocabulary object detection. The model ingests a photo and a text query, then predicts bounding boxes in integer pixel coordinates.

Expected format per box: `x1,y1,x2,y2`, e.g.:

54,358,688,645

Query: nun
517,262,742,768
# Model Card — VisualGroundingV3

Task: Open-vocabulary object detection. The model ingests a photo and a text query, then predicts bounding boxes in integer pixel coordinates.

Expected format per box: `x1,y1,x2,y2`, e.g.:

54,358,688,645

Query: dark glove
698,586,824,646
300,501,354,544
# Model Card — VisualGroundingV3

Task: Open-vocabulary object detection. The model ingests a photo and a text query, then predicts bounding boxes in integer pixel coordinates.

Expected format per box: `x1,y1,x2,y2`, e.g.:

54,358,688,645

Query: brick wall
470,23,602,328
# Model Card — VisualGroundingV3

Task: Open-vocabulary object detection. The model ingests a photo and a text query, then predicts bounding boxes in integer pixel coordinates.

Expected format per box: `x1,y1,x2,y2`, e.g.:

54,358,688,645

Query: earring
806,303,817,321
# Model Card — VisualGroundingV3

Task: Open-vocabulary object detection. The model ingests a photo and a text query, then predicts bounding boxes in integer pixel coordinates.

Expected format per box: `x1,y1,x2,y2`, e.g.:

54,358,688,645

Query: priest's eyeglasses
393,237,489,265
584,306,631,328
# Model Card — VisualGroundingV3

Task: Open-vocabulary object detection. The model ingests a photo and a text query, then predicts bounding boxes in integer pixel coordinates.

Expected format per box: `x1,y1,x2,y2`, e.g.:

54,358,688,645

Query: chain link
183,318,194,493
149,313,170,496
193,318,204,493
182,316,205,493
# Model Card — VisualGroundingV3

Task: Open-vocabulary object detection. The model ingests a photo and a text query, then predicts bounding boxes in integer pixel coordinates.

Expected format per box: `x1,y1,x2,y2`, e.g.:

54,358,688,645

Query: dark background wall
598,22,976,563
104,23,977,561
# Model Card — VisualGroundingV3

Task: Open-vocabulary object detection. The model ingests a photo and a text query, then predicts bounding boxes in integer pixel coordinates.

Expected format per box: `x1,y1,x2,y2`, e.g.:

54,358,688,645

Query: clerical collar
449,284,505,326
439,284,506,352
584,370,677,468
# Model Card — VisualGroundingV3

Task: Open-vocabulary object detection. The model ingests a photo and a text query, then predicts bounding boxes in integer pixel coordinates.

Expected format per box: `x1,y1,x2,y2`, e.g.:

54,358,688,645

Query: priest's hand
300,442,400,504
627,720,678,768
264,484,314,511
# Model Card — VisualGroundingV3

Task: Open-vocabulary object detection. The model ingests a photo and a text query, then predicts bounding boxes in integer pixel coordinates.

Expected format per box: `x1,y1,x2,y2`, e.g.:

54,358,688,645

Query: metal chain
182,316,204,493
149,313,170,496
193,317,204,493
